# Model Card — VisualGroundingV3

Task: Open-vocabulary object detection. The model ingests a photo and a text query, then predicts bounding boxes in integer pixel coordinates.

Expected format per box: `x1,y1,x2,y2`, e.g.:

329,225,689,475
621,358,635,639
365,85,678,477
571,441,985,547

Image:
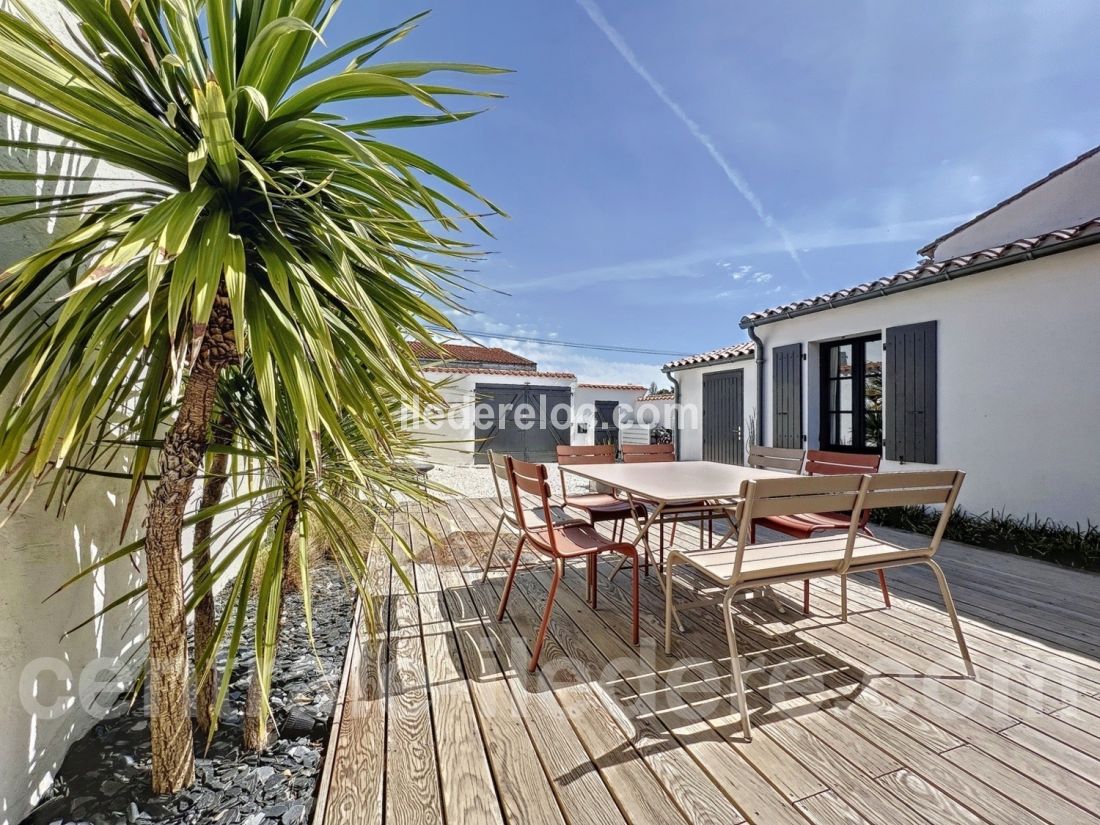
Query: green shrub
872,506,1100,571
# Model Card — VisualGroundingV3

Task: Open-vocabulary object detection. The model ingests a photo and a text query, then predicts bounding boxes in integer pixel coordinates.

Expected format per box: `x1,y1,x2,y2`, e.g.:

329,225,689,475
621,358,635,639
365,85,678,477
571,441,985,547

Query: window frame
818,333,883,455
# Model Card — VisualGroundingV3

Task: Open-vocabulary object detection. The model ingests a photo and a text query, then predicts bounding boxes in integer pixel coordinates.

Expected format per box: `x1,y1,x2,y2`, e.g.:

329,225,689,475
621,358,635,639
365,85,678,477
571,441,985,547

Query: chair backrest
862,470,964,556
488,450,517,524
621,443,675,463
805,449,881,476
747,445,805,474
732,473,868,581
555,444,616,465
556,444,616,495
505,456,558,553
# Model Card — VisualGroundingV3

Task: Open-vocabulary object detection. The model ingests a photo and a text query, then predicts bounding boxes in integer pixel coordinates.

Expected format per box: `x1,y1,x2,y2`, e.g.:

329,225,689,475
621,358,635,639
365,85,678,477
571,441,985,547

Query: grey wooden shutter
885,321,938,463
772,343,803,449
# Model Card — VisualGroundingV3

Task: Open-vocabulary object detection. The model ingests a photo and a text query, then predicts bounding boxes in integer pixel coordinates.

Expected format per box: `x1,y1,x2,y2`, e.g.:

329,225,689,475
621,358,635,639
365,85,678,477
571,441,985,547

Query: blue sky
340,0,1100,386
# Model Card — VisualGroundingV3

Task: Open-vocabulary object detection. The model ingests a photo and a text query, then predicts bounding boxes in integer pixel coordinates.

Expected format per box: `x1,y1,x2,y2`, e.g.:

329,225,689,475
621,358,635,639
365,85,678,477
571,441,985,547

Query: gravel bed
23,559,354,825
427,462,593,501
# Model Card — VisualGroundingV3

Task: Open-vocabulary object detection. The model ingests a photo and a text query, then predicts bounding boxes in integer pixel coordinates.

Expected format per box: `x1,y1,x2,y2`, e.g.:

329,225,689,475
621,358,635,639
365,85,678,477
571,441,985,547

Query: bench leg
841,575,848,621
877,569,891,608
481,511,506,583
529,558,564,672
722,589,752,741
926,560,975,678
802,580,811,615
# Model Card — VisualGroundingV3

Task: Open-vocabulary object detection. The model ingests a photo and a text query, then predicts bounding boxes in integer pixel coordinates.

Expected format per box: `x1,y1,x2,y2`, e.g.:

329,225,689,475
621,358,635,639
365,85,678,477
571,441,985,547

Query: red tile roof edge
663,341,755,371
577,382,648,391
424,366,575,379
409,341,537,366
742,215,1100,327
918,144,1100,257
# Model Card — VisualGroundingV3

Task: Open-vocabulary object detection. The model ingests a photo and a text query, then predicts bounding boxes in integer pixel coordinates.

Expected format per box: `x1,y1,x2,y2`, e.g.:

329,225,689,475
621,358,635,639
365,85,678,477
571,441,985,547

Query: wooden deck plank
794,791,872,825
418,514,570,825
942,745,1100,825
459,499,832,811
875,769,984,825
321,522,392,825
410,504,505,825
385,517,444,825
425,504,631,825
626,540,1053,825
320,497,1100,825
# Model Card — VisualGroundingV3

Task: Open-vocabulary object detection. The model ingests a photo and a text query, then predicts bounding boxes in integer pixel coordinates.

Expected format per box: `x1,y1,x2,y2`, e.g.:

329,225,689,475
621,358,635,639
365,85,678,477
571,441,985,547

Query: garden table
560,460,791,626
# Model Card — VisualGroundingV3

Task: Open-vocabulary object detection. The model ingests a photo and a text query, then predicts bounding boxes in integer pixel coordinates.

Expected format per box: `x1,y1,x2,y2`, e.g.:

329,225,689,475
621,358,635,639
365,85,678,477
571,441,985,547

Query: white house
667,146,1100,527
409,342,577,465
572,383,648,447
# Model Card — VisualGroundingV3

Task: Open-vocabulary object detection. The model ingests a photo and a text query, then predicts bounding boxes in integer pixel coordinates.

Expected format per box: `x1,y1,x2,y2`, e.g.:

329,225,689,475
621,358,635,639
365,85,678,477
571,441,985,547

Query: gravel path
426,462,593,501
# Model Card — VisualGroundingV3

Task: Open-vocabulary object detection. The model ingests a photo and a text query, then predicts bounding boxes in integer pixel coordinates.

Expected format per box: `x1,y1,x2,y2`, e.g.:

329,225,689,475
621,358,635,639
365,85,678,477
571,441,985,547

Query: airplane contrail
575,0,810,280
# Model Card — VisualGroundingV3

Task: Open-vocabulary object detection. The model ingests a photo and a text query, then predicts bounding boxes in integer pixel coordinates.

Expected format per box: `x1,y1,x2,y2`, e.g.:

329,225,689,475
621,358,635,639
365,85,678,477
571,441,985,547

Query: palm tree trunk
146,296,236,794
193,410,236,737
243,503,300,751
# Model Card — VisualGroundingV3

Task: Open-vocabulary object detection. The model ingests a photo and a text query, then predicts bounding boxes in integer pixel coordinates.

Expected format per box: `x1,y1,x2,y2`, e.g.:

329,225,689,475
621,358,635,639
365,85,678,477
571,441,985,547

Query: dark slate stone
20,561,353,825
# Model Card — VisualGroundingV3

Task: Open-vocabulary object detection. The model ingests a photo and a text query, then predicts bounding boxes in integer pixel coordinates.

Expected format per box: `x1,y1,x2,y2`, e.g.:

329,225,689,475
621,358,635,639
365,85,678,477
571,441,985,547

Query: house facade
668,147,1100,527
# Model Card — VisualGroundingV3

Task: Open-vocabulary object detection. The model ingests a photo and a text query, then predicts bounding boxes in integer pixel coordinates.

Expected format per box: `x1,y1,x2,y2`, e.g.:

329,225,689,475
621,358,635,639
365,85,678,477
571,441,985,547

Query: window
819,335,883,453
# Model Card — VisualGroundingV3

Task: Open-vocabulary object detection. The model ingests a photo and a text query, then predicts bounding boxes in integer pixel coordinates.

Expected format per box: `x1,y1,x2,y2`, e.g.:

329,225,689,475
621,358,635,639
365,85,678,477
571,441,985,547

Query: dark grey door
772,343,803,449
593,400,619,447
473,384,572,464
703,369,745,465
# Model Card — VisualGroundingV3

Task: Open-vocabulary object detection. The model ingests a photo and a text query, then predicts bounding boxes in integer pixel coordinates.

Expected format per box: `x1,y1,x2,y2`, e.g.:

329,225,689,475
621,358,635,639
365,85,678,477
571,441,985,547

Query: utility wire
428,325,690,358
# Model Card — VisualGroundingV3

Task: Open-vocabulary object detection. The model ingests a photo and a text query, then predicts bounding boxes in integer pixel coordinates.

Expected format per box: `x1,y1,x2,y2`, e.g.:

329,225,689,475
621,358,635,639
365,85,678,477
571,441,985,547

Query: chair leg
802,579,810,615
841,575,848,622
529,558,564,672
877,569,891,608
587,555,597,609
629,549,640,645
481,512,506,583
708,515,714,549
926,560,975,678
496,535,526,621
664,557,675,654
722,589,752,741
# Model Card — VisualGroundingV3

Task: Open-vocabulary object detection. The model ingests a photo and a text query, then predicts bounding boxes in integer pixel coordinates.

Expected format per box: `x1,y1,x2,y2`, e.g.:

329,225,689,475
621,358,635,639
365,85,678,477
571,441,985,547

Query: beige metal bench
664,469,972,740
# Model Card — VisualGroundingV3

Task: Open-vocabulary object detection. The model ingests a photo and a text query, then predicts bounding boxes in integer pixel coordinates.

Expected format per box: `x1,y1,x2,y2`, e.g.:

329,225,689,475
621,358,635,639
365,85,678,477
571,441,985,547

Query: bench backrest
621,443,675,463
731,470,965,582
746,445,805,474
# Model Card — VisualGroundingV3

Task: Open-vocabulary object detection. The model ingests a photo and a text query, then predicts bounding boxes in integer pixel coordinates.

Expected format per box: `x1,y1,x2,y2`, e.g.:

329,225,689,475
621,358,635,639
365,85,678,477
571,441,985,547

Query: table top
561,460,790,504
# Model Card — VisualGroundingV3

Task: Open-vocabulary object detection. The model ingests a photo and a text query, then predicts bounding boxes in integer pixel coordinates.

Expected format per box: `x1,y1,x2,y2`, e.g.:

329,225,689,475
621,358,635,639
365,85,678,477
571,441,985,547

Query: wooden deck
315,497,1100,825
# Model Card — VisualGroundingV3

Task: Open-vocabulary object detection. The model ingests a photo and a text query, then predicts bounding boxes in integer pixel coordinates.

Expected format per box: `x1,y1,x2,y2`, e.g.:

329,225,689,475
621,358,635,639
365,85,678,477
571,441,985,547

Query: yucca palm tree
205,364,432,751
0,0,503,793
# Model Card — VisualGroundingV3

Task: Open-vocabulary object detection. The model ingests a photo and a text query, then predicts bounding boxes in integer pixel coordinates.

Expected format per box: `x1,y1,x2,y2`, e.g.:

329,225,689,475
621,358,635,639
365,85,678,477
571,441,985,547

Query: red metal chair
496,456,640,671
555,445,645,541
751,449,891,614
621,443,714,570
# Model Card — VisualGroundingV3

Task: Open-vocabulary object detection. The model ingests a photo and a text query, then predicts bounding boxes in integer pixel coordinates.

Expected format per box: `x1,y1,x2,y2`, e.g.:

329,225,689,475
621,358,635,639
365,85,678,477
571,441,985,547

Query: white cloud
501,211,970,293
574,0,809,280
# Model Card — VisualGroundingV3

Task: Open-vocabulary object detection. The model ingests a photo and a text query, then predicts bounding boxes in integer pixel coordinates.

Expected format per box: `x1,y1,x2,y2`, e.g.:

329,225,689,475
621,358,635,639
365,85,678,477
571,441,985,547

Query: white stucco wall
669,356,758,462
411,372,577,465
932,149,1100,260
572,386,646,446
0,2,150,819
750,248,1100,526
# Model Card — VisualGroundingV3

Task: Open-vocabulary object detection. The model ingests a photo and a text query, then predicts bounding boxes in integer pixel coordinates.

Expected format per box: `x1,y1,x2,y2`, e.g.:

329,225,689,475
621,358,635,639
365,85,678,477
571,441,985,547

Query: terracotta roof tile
410,341,536,367
742,216,1100,327
424,366,575,379
663,341,755,371
637,391,675,401
577,382,648,391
